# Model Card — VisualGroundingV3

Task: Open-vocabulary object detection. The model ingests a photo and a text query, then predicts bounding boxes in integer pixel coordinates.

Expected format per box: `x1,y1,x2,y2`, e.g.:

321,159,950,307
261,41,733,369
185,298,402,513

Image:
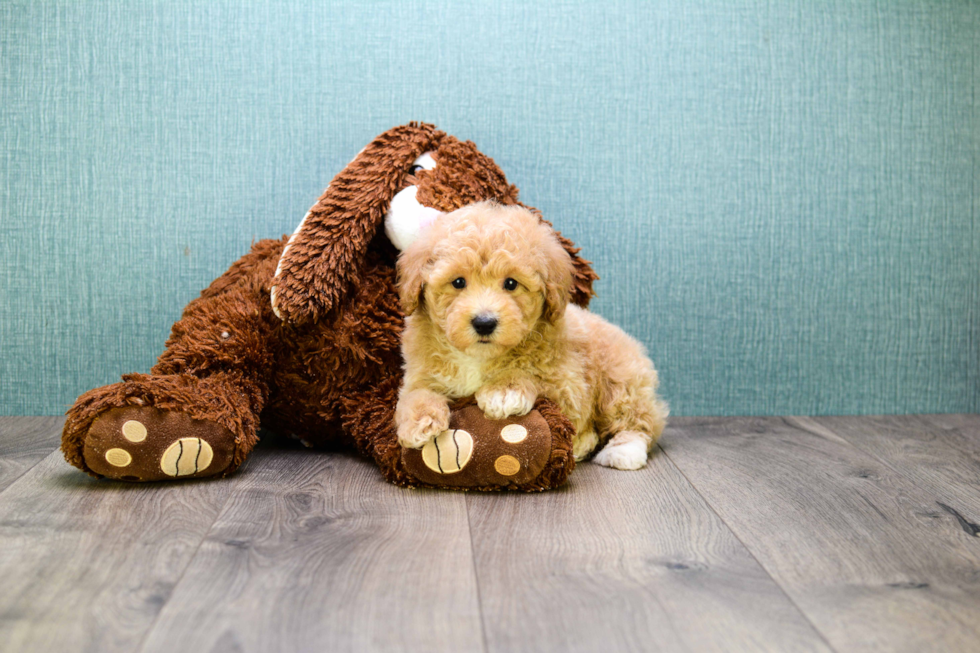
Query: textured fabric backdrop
1,0,977,416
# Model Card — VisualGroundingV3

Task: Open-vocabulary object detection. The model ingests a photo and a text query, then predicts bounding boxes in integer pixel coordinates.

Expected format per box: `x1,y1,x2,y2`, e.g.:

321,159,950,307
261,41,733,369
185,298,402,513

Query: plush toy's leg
62,240,281,481
341,378,577,492
62,372,265,481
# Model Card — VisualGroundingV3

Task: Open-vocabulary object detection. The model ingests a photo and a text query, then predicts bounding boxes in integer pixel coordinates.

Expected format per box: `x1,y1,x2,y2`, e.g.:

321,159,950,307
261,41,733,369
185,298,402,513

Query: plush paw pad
420,429,474,474
82,406,236,481
493,454,521,476
500,424,528,443
593,438,649,471
121,420,147,442
104,448,133,467
160,438,215,477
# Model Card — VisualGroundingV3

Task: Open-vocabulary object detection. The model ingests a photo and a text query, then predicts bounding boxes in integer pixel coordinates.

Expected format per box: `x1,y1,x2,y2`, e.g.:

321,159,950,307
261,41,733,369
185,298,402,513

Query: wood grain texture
466,452,832,653
0,449,237,652
0,417,64,492
805,415,980,528
663,417,980,653
138,448,484,653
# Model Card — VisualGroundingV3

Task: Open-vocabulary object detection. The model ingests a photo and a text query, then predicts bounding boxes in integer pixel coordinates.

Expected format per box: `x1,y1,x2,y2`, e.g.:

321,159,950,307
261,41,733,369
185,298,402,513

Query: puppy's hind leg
593,369,669,471
593,431,655,470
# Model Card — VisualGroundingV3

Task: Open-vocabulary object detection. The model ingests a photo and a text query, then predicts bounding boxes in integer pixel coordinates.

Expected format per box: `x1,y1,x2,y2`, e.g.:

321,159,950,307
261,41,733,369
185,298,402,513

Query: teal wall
2,1,977,417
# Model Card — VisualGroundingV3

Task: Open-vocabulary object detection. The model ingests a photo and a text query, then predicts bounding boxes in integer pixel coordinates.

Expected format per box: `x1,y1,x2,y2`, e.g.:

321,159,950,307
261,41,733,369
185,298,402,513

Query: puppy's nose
471,314,498,336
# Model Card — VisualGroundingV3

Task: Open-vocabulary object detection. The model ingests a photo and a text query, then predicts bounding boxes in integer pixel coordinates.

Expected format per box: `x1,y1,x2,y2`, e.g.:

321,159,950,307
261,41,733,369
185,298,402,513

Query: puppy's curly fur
395,202,668,470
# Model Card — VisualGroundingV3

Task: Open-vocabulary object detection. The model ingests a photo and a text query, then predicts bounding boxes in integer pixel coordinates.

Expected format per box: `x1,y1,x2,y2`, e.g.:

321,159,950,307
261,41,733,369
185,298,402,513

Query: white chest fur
433,350,487,398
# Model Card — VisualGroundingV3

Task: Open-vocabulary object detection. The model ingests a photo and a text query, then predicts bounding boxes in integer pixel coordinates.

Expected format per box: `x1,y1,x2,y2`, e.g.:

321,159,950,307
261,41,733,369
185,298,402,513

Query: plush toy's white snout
384,152,442,251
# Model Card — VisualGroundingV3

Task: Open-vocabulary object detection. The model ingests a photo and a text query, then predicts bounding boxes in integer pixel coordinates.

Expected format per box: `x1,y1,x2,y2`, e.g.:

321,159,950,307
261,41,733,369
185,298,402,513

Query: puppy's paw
396,398,450,450
593,437,649,471
476,386,536,420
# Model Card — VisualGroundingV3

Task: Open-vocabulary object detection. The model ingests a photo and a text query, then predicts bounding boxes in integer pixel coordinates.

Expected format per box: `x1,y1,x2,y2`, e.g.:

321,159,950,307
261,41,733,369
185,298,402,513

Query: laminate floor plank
138,449,484,653
10,415,980,652
466,451,833,653
663,416,980,653
0,417,64,493
0,449,239,653
803,415,980,529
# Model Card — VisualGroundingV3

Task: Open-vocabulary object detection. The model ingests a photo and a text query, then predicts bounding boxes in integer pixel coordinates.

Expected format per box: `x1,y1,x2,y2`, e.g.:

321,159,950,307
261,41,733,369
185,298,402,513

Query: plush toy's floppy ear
271,122,443,324
519,204,598,309
553,230,597,309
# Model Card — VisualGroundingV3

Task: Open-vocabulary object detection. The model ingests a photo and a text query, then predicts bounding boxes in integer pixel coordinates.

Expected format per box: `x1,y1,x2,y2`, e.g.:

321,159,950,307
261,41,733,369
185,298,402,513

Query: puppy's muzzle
471,314,498,336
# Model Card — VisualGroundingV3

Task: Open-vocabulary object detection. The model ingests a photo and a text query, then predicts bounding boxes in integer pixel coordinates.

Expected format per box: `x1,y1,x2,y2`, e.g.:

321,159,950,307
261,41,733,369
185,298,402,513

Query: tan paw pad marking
421,429,473,475
160,438,214,477
500,424,528,443
121,420,148,442
494,455,521,476
105,448,132,467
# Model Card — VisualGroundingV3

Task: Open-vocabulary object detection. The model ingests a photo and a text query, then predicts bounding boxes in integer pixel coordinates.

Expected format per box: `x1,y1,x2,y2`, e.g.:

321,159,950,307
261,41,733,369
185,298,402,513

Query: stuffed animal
62,123,597,491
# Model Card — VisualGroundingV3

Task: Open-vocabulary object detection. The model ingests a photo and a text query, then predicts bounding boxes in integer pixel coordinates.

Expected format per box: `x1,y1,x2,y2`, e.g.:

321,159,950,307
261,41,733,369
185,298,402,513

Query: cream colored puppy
394,201,668,470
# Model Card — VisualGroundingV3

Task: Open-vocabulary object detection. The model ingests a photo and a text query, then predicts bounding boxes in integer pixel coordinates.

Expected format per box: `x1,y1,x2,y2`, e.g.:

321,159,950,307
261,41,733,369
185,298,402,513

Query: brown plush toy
62,123,597,491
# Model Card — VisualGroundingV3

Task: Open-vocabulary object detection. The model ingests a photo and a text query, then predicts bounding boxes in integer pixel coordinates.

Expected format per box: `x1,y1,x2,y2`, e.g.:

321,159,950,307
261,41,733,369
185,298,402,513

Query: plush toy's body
62,123,597,491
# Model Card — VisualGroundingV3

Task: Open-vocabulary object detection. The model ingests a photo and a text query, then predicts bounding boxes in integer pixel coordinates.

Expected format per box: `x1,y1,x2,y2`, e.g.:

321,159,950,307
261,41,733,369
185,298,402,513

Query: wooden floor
1,415,979,653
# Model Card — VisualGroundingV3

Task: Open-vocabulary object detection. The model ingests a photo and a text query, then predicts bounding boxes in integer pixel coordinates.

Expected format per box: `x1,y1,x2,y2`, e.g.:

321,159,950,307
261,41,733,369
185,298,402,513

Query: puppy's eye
451,277,466,289
503,278,519,291
408,164,424,176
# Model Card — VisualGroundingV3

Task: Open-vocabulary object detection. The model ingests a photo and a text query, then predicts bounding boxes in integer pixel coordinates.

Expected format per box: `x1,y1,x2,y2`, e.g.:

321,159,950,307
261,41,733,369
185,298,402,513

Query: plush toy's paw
396,399,450,450
77,406,238,481
401,403,556,489
62,374,257,482
592,434,649,471
475,385,536,420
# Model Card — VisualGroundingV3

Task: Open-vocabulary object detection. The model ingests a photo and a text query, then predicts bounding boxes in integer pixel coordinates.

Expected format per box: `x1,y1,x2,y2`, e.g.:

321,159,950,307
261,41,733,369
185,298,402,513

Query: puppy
394,201,668,470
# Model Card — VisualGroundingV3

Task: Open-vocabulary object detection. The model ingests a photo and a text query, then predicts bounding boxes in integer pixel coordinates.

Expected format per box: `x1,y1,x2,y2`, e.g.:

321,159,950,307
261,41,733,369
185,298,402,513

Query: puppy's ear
520,203,598,309
271,122,444,324
539,227,575,324
396,241,430,316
